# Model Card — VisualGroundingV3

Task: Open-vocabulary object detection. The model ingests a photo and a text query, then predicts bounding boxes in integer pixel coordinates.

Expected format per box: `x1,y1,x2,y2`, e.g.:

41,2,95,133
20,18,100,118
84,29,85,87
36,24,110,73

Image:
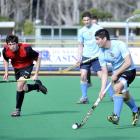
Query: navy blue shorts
80,56,101,72
14,64,34,80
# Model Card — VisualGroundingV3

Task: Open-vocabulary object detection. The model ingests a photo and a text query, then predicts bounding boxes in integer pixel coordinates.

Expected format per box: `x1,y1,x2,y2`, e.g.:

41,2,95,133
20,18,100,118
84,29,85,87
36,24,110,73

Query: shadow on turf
22,110,79,117
0,136,136,140
86,136,136,140
117,124,140,129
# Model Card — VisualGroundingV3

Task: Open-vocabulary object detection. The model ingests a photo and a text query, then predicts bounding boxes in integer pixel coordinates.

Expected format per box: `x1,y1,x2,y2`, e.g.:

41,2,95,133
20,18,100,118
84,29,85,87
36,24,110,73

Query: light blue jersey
78,24,102,57
99,40,135,71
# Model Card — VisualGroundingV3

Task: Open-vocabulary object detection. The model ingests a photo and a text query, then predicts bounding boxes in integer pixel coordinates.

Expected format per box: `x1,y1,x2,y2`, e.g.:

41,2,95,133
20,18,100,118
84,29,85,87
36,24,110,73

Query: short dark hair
91,15,98,20
95,29,110,40
82,11,92,19
6,35,18,44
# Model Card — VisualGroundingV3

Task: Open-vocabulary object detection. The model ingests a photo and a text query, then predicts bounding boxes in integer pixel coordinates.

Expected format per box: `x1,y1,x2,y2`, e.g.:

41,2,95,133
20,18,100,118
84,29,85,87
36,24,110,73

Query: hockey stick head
72,123,81,130
72,108,94,130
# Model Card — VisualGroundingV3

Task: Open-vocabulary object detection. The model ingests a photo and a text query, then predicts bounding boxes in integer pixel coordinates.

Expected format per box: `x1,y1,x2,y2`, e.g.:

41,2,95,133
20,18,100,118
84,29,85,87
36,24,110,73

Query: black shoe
35,80,48,94
107,113,119,125
132,107,140,126
11,109,21,117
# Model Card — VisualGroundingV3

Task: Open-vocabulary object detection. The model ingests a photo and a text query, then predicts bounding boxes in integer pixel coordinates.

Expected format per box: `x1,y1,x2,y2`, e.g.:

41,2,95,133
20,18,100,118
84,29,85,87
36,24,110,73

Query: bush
23,20,34,35
0,16,12,21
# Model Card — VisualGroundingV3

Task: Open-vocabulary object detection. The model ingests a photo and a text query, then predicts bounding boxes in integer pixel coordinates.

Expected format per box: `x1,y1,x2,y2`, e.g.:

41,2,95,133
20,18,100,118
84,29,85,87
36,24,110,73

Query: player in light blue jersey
77,12,114,104
95,28,140,125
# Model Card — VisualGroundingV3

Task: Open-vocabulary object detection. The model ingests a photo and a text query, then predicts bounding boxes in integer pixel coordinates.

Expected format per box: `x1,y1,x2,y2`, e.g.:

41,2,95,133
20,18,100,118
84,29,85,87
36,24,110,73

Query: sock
106,80,114,99
113,94,123,117
16,91,25,110
87,70,91,84
80,81,88,98
125,97,138,113
26,84,38,92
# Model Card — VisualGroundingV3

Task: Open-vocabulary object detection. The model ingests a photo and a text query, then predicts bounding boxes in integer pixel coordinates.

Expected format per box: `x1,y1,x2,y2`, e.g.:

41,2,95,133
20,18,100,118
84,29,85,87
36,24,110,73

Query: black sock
16,91,25,110
87,70,91,84
26,84,39,92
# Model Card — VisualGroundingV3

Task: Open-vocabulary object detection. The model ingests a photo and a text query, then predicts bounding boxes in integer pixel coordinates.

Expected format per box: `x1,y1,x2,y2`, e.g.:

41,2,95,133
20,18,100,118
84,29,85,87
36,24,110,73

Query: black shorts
119,69,136,86
14,64,34,80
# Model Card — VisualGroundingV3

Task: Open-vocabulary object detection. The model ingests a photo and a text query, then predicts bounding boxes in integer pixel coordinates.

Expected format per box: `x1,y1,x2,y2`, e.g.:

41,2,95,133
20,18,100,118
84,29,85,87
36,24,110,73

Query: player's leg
23,65,47,94
87,69,92,87
108,69,139,125
77,57,90,104
11,76,26,117
11,65,47,117
24,80,47,94
77,69,89,104
124,92,140,126
107,81,124,125
122,69,140,125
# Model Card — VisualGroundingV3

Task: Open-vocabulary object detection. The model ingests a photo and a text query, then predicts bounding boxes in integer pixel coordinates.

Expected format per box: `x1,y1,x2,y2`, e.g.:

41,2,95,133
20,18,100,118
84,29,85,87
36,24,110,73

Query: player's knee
113,83,123,94
81,76,87,82
23,84,28,92
113,87,122,94
17,83,25,91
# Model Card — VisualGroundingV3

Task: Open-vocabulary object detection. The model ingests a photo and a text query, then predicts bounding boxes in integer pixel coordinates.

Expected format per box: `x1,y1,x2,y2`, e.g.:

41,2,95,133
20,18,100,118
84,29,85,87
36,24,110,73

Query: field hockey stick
60,55,98,73
0,78,32,83
72,82,112,129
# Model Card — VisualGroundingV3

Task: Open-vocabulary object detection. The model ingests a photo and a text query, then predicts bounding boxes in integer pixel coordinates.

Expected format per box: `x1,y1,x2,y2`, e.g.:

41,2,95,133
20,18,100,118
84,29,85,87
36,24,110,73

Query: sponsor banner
0,47,140,66
0,47,78,66
35,47,78,65
37,47,140,66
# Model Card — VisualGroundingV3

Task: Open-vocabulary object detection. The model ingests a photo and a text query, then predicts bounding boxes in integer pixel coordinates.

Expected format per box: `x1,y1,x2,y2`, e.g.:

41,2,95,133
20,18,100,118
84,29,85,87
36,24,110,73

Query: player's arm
77,42,83,63
26,46,40,80
77,29,84,63
33,56,41,80
2,49,9,80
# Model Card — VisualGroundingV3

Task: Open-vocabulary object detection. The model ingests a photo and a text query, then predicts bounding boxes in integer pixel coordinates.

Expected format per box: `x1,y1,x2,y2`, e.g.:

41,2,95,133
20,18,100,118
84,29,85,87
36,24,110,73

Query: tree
23,20,34,35
89,8,112,21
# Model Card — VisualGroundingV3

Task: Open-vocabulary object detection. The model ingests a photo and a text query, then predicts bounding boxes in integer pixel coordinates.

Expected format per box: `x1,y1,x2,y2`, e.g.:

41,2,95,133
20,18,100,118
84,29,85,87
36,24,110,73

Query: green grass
0,76,140,140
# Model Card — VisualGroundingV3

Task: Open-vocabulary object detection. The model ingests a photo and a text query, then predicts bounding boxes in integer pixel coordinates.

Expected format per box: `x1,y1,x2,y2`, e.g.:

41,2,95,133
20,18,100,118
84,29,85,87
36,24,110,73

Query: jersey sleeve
99,49,107,67
119,42,130,58
25,46,39,60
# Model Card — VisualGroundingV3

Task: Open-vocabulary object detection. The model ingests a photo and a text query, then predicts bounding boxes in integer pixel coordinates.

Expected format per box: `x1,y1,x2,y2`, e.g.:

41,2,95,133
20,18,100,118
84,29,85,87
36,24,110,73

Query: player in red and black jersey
2,35,48,117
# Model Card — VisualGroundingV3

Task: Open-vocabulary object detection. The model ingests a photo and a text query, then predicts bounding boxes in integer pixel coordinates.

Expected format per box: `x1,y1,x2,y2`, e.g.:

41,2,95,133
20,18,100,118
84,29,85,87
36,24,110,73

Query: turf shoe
77,97,89,104
11,109,21,117
132,107,140,126
35,80,48,94
87,83,92,88
107,113,119,125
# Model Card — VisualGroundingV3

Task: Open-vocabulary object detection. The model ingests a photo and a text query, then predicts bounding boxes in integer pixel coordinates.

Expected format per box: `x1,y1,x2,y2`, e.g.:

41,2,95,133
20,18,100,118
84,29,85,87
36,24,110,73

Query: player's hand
76,59,82,65
99,91,106,100
3,72,8,80
76,61,80,66
111,73,118,82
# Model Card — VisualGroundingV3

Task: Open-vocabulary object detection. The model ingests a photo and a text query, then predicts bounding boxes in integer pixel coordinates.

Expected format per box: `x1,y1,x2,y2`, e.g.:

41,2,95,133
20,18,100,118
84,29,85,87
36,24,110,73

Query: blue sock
107,80,114,98
113,94,123,117
80,81,88,98
125,97,138,113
